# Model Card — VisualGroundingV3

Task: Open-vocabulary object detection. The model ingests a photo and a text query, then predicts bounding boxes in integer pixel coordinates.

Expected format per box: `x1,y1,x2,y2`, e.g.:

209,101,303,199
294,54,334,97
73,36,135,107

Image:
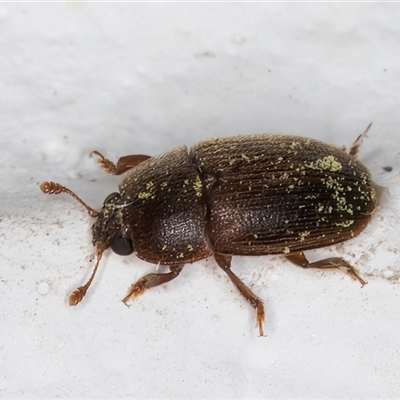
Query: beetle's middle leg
122,265,184,305
214,254,265,336
91,151,151,175
285,253,367,286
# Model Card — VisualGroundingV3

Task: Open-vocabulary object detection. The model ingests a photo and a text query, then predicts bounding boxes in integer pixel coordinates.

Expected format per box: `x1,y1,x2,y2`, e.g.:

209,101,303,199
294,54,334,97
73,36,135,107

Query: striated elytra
40,125,377,336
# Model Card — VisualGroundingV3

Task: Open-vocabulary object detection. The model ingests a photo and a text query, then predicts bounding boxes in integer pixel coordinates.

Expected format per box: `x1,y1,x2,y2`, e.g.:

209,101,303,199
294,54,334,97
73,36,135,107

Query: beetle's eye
104,192,121,205
110,236,134,256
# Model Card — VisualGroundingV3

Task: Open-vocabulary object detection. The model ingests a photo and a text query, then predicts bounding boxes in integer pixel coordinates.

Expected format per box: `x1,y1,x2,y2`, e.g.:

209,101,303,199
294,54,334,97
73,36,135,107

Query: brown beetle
40,124,376,335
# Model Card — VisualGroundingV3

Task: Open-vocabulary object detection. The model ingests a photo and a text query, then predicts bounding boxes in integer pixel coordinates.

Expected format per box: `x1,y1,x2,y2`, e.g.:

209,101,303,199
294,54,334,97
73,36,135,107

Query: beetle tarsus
214,254,266,336
256,304,265,337
122,265,184,305
285,253,367,286
349,122,372,158
91,151,151,175
122,279,147,304
91,151,118,174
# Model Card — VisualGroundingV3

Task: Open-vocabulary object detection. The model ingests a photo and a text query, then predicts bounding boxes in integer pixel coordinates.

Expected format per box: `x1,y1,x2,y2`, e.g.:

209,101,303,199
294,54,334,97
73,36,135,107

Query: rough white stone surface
1,3,399,398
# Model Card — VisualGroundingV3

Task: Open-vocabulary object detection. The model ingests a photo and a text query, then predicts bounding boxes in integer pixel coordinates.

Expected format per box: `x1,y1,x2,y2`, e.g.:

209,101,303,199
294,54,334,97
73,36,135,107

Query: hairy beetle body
41,127,377,336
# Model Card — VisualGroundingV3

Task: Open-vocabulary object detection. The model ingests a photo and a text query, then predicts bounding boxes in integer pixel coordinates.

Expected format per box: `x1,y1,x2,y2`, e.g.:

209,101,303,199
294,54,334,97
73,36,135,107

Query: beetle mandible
40,124,376,336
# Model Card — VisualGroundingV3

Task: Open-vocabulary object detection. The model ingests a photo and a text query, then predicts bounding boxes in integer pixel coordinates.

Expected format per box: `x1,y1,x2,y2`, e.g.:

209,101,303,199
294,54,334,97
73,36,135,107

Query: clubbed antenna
40,181,99,218
40,181,105,305
69,243,106,306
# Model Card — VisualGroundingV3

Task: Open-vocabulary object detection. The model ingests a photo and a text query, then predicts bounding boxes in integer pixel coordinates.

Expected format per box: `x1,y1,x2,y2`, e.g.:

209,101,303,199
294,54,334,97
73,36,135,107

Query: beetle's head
39,181,135,306
92,192,134,256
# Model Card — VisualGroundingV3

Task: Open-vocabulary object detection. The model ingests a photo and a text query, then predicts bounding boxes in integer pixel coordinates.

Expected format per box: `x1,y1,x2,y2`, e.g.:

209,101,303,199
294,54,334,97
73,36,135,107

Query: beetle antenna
40,181,99,218
69,243,106,306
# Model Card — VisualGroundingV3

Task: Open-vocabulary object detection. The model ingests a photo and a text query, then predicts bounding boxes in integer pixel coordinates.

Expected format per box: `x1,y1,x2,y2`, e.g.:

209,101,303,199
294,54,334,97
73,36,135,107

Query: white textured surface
1,3,400,399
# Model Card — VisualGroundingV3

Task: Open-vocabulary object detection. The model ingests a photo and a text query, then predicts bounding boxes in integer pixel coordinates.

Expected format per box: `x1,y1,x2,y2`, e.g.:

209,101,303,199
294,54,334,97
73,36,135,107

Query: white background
1,3,400,399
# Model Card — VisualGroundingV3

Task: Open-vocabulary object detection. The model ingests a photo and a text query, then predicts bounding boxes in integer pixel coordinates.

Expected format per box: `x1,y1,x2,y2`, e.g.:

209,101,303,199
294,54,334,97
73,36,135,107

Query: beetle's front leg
122,265,184,305
285,253,367,286
214,254,265,336
91,151,151,175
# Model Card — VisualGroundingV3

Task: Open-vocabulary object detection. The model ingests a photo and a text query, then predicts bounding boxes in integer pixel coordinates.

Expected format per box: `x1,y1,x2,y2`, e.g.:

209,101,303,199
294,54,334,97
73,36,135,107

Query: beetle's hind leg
285,252,367,286
122,265,184,305
91,151,151,175
349,122,372,158
214,254,265,336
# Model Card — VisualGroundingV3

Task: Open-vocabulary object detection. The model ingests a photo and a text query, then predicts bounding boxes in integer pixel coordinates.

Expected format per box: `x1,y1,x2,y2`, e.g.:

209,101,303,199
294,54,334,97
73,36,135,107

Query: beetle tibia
286,253,367,287
122,265,184,306
214,254,266,337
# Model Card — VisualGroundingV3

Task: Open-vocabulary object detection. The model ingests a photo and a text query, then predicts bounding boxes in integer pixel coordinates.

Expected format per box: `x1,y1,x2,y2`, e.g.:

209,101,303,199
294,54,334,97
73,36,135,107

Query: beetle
40,124,376,335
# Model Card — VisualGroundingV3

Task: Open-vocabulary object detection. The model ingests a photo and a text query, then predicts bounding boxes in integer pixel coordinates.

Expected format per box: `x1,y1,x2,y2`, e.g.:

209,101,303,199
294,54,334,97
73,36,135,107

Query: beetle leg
349,122,372,158
91,151,151,175
122,265,184,305
214,254,265,336
285,253,367,287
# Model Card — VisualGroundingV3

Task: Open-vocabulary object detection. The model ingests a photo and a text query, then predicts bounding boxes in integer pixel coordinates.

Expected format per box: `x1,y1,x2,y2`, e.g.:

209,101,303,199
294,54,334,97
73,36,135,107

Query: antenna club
69,288,86,306
40,181,63,195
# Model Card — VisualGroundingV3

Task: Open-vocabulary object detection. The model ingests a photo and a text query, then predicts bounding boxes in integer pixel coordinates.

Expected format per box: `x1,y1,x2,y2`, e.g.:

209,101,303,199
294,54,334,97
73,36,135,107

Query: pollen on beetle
335,220,354,228
138,191,154,200
241,154,250,162
193,175,203,197
138,180,156,200
283,246,290,254
187,244,194,252
306,156,342,172
336,197,354,215
280,172,289,180
299,231,311,242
